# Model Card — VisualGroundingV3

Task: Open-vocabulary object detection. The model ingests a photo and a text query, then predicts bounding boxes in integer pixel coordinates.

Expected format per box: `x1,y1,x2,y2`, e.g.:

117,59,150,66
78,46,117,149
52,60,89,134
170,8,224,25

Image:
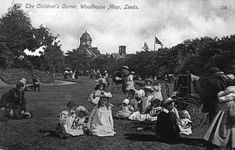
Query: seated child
88,81,112,106
155,97,181,141
116,99,134,119
178,110,192,135
128,99,162,122
55,101,89,138
141,86,155,114
127,89,139,111
88,95,116,136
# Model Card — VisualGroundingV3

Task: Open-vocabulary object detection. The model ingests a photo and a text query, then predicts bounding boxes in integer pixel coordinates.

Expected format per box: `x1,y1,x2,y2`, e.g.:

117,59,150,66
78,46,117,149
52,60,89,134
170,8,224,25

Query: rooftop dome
80,30,92,41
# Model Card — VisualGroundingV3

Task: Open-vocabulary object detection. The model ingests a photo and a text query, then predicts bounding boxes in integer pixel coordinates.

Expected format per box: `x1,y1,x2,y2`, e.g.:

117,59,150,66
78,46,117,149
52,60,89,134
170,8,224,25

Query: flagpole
154,38,156,51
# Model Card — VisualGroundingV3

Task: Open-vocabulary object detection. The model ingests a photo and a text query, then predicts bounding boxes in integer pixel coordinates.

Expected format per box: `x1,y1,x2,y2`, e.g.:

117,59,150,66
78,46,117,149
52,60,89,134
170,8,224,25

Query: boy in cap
156,97,180,141
0,82,31,119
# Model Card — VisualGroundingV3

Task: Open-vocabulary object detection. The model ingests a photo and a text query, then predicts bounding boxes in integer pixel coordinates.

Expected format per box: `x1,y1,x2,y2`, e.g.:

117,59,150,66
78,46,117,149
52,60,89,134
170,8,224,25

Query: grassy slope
0,77,207,150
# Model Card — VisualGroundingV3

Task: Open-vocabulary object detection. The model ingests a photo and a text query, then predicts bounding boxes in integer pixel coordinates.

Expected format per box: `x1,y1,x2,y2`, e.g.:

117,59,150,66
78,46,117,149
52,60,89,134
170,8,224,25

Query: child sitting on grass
88,94,116,137
128,99,162,122
52,101,89,138
116,99,134,119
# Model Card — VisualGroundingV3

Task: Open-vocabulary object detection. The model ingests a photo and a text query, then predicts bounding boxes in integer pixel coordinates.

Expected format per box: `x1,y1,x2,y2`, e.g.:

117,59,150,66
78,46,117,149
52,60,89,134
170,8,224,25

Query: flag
142,42,149,51
155,36,162,45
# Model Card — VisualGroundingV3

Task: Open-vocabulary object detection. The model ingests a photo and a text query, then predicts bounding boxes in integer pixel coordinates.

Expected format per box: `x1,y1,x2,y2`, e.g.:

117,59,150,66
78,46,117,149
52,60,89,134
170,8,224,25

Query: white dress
89,106,116,136
59,110,85,136
126,74,135,91
153,84,163,101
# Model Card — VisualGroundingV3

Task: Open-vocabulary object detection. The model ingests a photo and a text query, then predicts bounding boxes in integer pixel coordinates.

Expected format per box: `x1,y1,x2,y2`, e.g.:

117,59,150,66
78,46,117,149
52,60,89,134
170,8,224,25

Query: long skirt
203,109,235,148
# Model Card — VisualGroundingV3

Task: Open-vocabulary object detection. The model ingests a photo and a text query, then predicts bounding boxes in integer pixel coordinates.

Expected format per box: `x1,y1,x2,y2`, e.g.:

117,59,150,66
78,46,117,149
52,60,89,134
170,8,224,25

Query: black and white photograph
0,0,235,149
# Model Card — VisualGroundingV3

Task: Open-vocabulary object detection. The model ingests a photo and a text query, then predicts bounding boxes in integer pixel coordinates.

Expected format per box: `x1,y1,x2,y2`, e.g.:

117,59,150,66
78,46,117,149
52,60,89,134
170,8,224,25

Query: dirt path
0,79,77,88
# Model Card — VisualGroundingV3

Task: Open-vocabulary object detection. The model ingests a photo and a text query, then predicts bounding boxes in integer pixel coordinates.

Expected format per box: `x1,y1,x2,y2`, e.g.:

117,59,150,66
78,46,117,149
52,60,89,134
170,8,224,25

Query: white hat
130,71,135,74
20,78,26,84
122,66,129,70
96,92,112,98
135,89,145,98
122,99,129,104
143,86,154,92
227,74,235,80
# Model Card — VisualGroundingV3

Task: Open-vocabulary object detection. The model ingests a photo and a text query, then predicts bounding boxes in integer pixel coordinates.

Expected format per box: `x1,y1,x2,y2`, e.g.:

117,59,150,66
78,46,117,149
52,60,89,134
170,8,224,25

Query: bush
0,69,54,84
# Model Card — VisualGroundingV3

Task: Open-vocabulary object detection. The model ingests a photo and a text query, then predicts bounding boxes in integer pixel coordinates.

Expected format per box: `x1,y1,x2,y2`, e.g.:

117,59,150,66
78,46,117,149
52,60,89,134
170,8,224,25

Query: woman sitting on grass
128,99,162,122
87,93,116,136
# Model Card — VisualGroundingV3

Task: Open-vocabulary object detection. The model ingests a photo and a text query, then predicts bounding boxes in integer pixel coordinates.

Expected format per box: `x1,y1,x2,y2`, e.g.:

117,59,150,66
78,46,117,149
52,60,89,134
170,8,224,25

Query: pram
173,74,201,114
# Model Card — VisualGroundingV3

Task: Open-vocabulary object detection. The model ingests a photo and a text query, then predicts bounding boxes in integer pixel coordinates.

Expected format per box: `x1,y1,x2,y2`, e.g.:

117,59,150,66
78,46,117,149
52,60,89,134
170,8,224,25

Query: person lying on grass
116,99,134,119
53,101,89,138
0,82,32,120
87,93,116,137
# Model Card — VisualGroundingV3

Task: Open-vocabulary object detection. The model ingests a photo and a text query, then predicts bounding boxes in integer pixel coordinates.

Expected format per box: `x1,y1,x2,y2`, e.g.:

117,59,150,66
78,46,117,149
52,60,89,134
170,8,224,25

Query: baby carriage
173,74,201,115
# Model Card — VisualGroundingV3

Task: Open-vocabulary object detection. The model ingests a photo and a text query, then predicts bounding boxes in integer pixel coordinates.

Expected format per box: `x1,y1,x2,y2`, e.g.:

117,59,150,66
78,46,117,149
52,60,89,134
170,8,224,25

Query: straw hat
122,99,129,104
143,86,154,92
145,78,153,84
162,97,175,106
122,66,129,70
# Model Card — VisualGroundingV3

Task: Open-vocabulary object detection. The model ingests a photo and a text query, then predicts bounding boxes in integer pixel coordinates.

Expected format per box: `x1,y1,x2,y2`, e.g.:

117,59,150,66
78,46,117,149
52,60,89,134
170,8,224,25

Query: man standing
121,66,130,94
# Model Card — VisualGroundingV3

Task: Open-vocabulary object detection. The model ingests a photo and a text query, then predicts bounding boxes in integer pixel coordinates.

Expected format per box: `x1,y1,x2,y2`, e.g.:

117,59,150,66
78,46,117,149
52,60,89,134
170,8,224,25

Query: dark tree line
88,36,235,78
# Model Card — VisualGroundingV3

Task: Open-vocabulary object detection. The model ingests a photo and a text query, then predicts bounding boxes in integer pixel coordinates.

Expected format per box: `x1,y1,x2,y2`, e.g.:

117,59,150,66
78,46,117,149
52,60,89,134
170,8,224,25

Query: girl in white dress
88,95,116,136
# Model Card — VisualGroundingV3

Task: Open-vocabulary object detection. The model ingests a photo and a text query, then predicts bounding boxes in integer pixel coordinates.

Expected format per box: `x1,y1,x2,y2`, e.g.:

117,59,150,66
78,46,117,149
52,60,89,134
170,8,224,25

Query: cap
128,89,136,95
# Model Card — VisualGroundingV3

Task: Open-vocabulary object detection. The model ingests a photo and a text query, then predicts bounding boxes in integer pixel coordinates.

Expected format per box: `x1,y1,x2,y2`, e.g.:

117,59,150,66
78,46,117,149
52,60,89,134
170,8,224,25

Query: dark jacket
0,88,26,111
156,110,180,139
198,74,228,114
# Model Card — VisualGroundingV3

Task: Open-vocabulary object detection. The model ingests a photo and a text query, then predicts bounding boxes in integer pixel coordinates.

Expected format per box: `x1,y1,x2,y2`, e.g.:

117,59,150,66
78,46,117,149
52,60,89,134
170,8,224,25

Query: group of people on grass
85,66,193,138
1,65,235,150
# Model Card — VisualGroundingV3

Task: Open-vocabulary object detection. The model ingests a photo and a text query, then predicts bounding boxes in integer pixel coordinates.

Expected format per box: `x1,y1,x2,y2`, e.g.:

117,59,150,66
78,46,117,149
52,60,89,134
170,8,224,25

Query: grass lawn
0,77,208,150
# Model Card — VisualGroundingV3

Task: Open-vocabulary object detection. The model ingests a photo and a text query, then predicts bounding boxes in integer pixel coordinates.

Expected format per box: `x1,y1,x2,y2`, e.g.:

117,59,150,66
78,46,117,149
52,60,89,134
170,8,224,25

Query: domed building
78,31,100,58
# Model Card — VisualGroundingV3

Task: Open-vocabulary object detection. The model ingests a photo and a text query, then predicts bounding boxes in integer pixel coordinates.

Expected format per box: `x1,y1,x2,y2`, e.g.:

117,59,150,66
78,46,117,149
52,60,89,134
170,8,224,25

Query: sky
1,0,235,55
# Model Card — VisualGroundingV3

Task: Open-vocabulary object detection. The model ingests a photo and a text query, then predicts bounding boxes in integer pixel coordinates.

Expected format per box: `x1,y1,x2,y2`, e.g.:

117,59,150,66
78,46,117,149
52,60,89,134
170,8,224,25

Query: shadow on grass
124,133,205,147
